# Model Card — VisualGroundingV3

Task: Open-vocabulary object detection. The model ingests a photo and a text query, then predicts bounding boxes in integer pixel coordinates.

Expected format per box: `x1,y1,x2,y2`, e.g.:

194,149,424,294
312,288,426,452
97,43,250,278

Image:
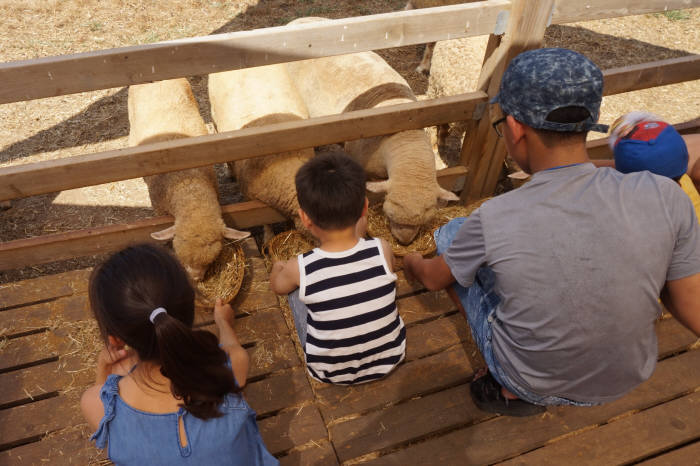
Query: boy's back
298,237,405,384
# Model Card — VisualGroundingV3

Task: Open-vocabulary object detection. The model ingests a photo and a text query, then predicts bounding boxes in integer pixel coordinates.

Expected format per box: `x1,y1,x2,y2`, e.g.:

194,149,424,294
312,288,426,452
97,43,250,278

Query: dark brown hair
533,106,590,147
89,243,238,419
295,150,366,230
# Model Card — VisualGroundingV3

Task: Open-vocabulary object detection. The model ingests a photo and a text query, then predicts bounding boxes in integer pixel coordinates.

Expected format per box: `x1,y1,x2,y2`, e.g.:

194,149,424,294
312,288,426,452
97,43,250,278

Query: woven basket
195,241,246,308
367,198,490,257
262,230,315,270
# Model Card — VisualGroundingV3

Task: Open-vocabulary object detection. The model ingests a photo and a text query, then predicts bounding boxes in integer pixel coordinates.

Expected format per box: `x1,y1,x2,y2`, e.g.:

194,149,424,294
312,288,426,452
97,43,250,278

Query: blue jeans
287,290,307,348
435,218,594,407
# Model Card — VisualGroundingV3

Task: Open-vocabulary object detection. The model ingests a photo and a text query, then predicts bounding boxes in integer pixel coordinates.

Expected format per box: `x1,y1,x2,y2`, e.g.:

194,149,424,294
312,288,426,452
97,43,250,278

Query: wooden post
459,0,554,203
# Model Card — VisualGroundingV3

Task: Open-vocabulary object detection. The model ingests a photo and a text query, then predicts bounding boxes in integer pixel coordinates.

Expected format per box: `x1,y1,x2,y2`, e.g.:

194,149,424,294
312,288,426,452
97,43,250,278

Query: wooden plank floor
1,237,699,465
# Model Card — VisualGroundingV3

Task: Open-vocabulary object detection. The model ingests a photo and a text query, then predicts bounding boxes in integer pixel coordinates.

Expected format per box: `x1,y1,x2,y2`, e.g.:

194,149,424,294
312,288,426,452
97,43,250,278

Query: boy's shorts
435,218,595,407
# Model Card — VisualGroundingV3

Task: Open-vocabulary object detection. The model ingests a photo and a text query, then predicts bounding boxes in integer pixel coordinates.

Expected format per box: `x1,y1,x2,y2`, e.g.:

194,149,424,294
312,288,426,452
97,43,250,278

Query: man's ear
298,208,314,230
506,115,526,144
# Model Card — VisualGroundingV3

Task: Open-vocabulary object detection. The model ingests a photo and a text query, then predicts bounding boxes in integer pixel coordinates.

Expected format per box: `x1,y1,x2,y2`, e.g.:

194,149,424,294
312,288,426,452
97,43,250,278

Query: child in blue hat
610,111,700,222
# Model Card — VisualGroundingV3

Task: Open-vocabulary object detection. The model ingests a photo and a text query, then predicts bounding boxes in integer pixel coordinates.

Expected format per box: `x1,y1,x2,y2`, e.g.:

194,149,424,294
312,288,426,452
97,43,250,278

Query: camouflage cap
491,48,609,133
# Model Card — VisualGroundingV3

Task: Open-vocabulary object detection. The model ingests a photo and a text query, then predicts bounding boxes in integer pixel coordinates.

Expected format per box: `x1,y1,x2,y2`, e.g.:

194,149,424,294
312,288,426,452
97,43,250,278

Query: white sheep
208,63,315,234
286,17,459,245
404,0,473,75
427,35,489,154
128,78,250,281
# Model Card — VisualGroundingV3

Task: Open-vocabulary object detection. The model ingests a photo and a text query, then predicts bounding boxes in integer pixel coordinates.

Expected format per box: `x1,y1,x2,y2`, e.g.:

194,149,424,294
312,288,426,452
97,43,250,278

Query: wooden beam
461,0,554,203
0,201,284,271
0,1,510,104
0,91,486,202
552,0,700,24
603,55,700,96
0,167,465,271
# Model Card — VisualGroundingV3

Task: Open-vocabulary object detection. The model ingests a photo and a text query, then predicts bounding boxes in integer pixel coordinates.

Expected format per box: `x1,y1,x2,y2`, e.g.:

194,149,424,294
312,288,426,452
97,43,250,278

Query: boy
404,48,700,416
270,150,405,384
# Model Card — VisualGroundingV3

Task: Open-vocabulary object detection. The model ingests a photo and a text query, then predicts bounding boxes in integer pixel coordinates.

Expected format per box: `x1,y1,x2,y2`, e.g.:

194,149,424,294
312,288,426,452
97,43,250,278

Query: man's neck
529,143,590,174
316,226,360,252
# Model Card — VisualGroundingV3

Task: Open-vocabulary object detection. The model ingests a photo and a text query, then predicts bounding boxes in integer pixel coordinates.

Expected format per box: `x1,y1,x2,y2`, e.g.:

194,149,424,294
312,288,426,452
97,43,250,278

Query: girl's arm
214,299,250,387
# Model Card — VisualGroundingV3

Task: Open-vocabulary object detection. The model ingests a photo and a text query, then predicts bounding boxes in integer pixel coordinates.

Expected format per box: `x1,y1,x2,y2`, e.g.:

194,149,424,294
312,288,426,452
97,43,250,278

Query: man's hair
531,106,591,147
295,150,366,230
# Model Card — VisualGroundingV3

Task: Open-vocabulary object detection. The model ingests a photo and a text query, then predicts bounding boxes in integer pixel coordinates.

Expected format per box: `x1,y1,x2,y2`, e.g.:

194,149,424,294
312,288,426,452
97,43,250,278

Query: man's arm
661,273,700,336
269,258,300,295
403,253,456,291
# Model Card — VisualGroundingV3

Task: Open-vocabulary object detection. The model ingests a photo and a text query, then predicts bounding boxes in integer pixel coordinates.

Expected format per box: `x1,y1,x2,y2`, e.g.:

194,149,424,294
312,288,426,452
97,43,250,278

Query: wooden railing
1,0,699,271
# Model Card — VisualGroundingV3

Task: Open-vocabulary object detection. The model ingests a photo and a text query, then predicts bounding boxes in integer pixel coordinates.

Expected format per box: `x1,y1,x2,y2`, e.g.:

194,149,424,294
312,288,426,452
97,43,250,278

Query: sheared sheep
127,78,250,281
208,63,315,234
286,17,459,245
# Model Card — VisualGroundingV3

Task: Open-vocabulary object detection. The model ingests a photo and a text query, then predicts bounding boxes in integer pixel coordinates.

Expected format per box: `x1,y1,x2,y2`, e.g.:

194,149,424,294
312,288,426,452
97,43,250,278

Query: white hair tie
149,307,167,323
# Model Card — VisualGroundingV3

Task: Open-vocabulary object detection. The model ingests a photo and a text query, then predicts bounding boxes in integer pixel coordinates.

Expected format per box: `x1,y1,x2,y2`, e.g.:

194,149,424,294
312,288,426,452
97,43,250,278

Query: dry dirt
0,1,698,282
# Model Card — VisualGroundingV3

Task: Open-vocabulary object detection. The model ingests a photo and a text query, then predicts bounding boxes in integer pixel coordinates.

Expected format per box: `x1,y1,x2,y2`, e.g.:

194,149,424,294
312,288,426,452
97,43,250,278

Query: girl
80,244,278,465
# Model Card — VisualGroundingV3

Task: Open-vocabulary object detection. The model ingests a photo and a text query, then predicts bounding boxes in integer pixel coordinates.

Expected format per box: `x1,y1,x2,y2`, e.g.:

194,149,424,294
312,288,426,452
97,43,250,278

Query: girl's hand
214,298,235,327
96,346,131,384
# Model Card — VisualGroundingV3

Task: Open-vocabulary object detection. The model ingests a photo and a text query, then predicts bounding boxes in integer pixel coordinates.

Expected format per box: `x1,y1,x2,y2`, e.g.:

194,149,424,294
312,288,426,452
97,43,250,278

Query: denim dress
91,374,279,465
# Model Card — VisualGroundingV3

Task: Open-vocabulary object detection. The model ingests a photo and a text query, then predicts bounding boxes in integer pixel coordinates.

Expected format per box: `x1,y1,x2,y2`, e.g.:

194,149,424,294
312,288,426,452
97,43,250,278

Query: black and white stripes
298,238,406,384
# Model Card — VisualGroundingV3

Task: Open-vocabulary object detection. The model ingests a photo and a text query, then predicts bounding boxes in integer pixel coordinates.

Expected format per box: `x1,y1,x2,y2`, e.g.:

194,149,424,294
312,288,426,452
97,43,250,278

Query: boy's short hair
295,150,366,230
492,48,609,137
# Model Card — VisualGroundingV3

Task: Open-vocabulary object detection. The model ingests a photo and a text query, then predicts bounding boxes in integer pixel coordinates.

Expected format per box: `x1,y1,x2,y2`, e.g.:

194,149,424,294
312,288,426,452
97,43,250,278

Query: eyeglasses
492,116,507,138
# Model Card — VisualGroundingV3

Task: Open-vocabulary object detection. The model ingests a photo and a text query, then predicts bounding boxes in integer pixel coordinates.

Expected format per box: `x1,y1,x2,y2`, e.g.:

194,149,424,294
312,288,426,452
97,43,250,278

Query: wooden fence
1,0,699,271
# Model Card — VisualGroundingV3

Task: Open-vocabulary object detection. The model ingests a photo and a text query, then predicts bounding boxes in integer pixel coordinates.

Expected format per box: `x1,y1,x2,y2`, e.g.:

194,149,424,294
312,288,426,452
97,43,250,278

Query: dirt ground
0,1,698,283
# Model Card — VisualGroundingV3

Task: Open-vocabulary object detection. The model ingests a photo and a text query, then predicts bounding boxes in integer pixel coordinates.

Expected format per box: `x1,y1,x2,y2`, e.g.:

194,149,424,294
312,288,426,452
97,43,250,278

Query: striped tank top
298,237,406,384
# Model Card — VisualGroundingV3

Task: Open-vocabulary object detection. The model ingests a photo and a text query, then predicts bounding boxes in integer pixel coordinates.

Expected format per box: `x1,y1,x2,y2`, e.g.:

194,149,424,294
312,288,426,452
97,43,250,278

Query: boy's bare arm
270,258,300,295
379,238,395,272
661,273,700,336
403,253,456,291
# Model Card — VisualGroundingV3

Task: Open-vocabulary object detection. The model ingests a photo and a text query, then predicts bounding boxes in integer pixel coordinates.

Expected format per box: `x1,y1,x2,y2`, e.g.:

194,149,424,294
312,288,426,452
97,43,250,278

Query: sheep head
367,179,458,244
151,220,250,282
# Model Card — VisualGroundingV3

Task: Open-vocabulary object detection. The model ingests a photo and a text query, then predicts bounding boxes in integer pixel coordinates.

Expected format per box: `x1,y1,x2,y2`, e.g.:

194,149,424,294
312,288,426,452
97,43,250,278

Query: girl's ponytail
89,244,238,420
151,310,237,419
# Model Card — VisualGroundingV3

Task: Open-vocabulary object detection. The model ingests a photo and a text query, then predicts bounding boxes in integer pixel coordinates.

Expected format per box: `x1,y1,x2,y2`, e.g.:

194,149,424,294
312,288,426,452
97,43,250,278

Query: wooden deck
1,237,699,465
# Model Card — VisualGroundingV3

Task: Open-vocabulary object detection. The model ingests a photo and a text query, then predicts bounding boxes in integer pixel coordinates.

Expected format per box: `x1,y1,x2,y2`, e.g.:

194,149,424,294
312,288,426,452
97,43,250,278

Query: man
404,48,700,417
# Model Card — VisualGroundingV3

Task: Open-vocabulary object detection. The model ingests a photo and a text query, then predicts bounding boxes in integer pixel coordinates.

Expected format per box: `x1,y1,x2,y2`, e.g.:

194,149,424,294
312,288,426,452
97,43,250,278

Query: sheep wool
127,78,249,281
208,63,315,231
286,17,458,245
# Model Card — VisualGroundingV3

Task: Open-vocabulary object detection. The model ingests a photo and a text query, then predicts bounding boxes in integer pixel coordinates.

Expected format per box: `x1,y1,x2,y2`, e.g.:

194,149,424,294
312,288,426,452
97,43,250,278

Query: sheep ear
366,180,390,193
437,187,460,202
223,227,251,240
151,225,176,241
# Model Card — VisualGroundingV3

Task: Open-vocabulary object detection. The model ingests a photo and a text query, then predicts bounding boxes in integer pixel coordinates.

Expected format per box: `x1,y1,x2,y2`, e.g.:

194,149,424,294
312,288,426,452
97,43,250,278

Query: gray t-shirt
444,163,700,403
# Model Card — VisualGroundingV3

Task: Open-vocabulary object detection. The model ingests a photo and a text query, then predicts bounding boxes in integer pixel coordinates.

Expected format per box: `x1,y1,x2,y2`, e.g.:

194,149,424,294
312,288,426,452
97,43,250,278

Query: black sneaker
470,371,546,417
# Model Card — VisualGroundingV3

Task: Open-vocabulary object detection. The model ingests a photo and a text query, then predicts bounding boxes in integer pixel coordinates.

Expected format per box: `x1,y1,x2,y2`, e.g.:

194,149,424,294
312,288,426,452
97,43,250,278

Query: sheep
427,35,489,157
404,0,477,75
127,78,250,281
285,17,459,245
208,63,315,235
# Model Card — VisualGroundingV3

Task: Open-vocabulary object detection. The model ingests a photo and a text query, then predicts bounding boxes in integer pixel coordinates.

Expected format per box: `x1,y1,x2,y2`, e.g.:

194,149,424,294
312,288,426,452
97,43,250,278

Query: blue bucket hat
491,48,609,133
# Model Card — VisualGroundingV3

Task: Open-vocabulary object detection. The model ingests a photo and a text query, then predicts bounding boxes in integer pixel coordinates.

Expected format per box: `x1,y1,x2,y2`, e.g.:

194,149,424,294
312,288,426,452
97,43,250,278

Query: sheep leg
0,200,11,211
415,42,435,76
437,123,450,151
262,224,275,245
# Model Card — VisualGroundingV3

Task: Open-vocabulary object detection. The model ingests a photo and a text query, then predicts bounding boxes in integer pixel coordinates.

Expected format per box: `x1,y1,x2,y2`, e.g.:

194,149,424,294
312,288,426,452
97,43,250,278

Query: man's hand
402,253,423,283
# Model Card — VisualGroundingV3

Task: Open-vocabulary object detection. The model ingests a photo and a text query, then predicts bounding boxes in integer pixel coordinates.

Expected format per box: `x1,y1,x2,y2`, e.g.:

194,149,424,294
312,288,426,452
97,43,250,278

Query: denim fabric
287,289,307,348
435,218,595,407
91,375,279,465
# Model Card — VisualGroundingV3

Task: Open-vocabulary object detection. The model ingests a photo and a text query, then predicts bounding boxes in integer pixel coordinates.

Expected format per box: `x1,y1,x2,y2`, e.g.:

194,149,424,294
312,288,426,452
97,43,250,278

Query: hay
195,241,246,309
262,230,315,271
367,198,490,257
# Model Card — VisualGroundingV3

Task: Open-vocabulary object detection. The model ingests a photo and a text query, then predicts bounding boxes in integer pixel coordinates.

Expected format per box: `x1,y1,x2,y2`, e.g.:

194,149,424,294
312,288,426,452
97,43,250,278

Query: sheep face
370,180,459,245
151,220,250,282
